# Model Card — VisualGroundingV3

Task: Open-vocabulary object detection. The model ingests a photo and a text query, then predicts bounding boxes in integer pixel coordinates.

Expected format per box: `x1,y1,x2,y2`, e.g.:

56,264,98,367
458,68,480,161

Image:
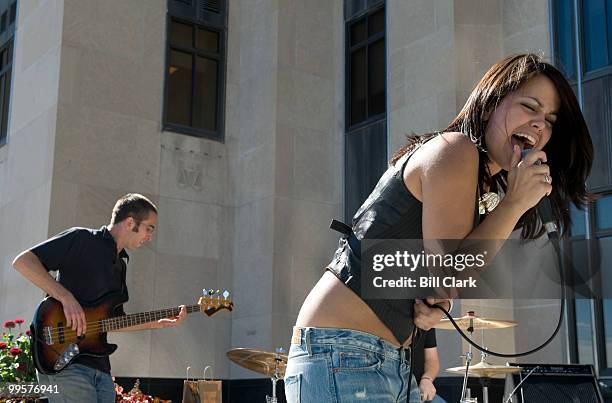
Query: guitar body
29,288,233,375
31,292,127,374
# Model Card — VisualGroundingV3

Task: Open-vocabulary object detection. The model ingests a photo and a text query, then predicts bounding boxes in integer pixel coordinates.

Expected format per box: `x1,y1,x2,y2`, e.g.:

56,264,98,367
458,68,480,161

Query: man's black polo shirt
412,328,437,383
31,226,129,373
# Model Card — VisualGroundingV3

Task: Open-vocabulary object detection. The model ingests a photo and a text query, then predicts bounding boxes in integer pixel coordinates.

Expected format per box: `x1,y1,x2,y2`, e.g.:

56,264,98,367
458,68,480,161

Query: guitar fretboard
101,305,201,331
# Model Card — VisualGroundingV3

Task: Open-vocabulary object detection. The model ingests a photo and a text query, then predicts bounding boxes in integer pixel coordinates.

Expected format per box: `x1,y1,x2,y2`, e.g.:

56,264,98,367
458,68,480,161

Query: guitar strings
46,306,195,337
44,303,231,340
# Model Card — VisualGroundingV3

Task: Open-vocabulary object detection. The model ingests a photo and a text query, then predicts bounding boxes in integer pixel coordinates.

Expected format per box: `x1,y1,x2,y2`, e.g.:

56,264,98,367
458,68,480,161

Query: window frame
555,0,612,82
345,2,386,131
162,11,227,141
0,28,14,148
343,0,387,222
581,0,610,73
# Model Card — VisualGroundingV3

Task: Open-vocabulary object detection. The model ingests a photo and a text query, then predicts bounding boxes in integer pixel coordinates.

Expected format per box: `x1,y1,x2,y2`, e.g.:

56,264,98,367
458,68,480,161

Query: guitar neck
104,305,200,331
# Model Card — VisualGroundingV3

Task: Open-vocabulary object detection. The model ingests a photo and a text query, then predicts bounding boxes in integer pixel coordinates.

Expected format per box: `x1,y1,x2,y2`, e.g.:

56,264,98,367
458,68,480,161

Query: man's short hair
110,193,157,225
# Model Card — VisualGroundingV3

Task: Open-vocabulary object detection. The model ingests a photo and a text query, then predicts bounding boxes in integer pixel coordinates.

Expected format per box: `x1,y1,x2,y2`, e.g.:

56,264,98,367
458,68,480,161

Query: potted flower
114,379,171,403
0,318,36,383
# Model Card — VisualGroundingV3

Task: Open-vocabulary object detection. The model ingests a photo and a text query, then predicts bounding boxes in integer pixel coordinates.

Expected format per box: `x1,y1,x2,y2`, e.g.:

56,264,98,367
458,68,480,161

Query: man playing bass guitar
12,193,187,403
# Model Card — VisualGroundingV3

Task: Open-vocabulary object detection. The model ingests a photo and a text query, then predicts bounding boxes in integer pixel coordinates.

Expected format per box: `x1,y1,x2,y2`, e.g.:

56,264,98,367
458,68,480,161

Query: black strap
330,219,361,259
330,219,352,236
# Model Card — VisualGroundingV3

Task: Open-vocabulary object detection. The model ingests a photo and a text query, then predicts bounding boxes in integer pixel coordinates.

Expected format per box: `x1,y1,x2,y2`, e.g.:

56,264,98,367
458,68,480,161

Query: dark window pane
603,299,612,366
575,299,595,365
350,18,367,46
608,0,612,63
600,237,612,296
9,2,15,24
350,48,366,125
1,12,6,33
570,203,587,236
583,77,610,188
201,0,221,14
368,9,384,35
583,0,608,71
193,56,218,131
167,50,193,126
368,38,385,116
170,20,193,47
596,195,612,229
345,120,387,221
572,239,590,292
554,0,576,78
1,69,9,139
0,74,5,139
196,28,219,53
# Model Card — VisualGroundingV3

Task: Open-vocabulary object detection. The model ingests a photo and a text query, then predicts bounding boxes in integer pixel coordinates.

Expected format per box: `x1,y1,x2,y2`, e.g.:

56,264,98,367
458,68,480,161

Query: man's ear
124,216,136,229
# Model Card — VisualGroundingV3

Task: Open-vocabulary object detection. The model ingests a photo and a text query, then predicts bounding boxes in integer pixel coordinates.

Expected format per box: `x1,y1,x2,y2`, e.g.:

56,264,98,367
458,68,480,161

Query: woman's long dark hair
391,53,594,238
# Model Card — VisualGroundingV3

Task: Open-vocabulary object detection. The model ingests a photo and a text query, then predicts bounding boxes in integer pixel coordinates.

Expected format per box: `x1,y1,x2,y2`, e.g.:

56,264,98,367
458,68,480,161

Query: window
567,194,612,374
553,1,612,376
0,2,15,147
163,0,227,140
555,0,612,74
554,0,612,75
344,1,387,222
0,40,12,145
347,5,386,128
553,0,577,78
595,195,612,370
9,2,15,24
583,0,609,71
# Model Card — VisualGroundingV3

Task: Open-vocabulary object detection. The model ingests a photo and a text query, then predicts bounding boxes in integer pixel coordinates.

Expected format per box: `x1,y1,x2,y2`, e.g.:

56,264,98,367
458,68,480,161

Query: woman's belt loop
304,328,313,356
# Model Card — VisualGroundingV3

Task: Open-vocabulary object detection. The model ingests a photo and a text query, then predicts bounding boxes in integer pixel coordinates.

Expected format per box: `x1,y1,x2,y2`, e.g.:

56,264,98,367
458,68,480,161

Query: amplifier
504,363,603,403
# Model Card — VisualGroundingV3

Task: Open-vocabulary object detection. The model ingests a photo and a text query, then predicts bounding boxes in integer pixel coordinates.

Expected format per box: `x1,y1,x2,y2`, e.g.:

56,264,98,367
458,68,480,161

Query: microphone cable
425,229,566,358
424,149,569,357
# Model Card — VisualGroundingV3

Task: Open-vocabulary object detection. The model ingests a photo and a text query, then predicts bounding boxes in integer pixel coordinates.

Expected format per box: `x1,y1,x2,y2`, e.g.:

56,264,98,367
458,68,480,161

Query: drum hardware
437,311,520,403
226,347,287,403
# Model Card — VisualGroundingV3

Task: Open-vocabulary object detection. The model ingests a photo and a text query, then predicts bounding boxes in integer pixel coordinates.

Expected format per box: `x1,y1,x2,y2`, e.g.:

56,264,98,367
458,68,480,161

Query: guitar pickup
43,326,53,345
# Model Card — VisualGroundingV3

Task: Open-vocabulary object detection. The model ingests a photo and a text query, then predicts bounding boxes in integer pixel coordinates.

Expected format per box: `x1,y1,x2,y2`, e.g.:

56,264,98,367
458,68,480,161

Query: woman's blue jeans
284,327,421,402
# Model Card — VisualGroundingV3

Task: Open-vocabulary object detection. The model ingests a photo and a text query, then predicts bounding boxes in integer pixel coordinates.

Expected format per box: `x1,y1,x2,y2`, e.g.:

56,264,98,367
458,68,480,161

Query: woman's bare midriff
295,271,412,347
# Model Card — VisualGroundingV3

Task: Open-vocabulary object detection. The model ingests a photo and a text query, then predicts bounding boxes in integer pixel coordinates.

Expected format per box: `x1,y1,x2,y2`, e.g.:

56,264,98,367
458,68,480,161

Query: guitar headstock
198,289,234,317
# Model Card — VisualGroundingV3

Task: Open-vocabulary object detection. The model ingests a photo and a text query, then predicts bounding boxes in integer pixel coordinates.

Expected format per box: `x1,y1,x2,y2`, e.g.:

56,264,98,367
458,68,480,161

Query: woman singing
284,53,593,402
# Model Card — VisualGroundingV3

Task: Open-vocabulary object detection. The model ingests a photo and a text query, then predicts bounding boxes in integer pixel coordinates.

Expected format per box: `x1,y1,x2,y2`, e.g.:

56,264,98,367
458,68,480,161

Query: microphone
521,149,557,235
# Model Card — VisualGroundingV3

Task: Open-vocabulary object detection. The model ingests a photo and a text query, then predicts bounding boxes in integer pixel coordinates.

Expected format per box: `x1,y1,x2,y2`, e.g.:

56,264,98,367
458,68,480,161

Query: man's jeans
37,363,115,403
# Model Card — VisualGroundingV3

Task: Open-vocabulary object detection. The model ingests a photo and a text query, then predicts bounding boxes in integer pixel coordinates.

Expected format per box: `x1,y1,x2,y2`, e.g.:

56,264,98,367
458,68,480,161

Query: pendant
478,192,500,215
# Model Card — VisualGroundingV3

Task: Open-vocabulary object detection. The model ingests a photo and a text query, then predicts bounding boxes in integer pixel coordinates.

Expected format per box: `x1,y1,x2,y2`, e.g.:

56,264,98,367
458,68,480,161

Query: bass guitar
30,289,233,374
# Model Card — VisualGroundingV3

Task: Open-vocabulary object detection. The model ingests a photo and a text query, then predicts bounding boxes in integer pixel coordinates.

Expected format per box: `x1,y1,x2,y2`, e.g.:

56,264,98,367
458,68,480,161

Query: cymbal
434,314,517,330
446,361,522,378
227,348,287,378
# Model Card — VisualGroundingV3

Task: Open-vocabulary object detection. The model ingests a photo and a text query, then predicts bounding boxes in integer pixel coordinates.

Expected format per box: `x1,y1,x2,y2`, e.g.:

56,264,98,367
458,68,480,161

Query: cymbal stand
266,347,286,403
459,316,475,403
480,328,489,403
